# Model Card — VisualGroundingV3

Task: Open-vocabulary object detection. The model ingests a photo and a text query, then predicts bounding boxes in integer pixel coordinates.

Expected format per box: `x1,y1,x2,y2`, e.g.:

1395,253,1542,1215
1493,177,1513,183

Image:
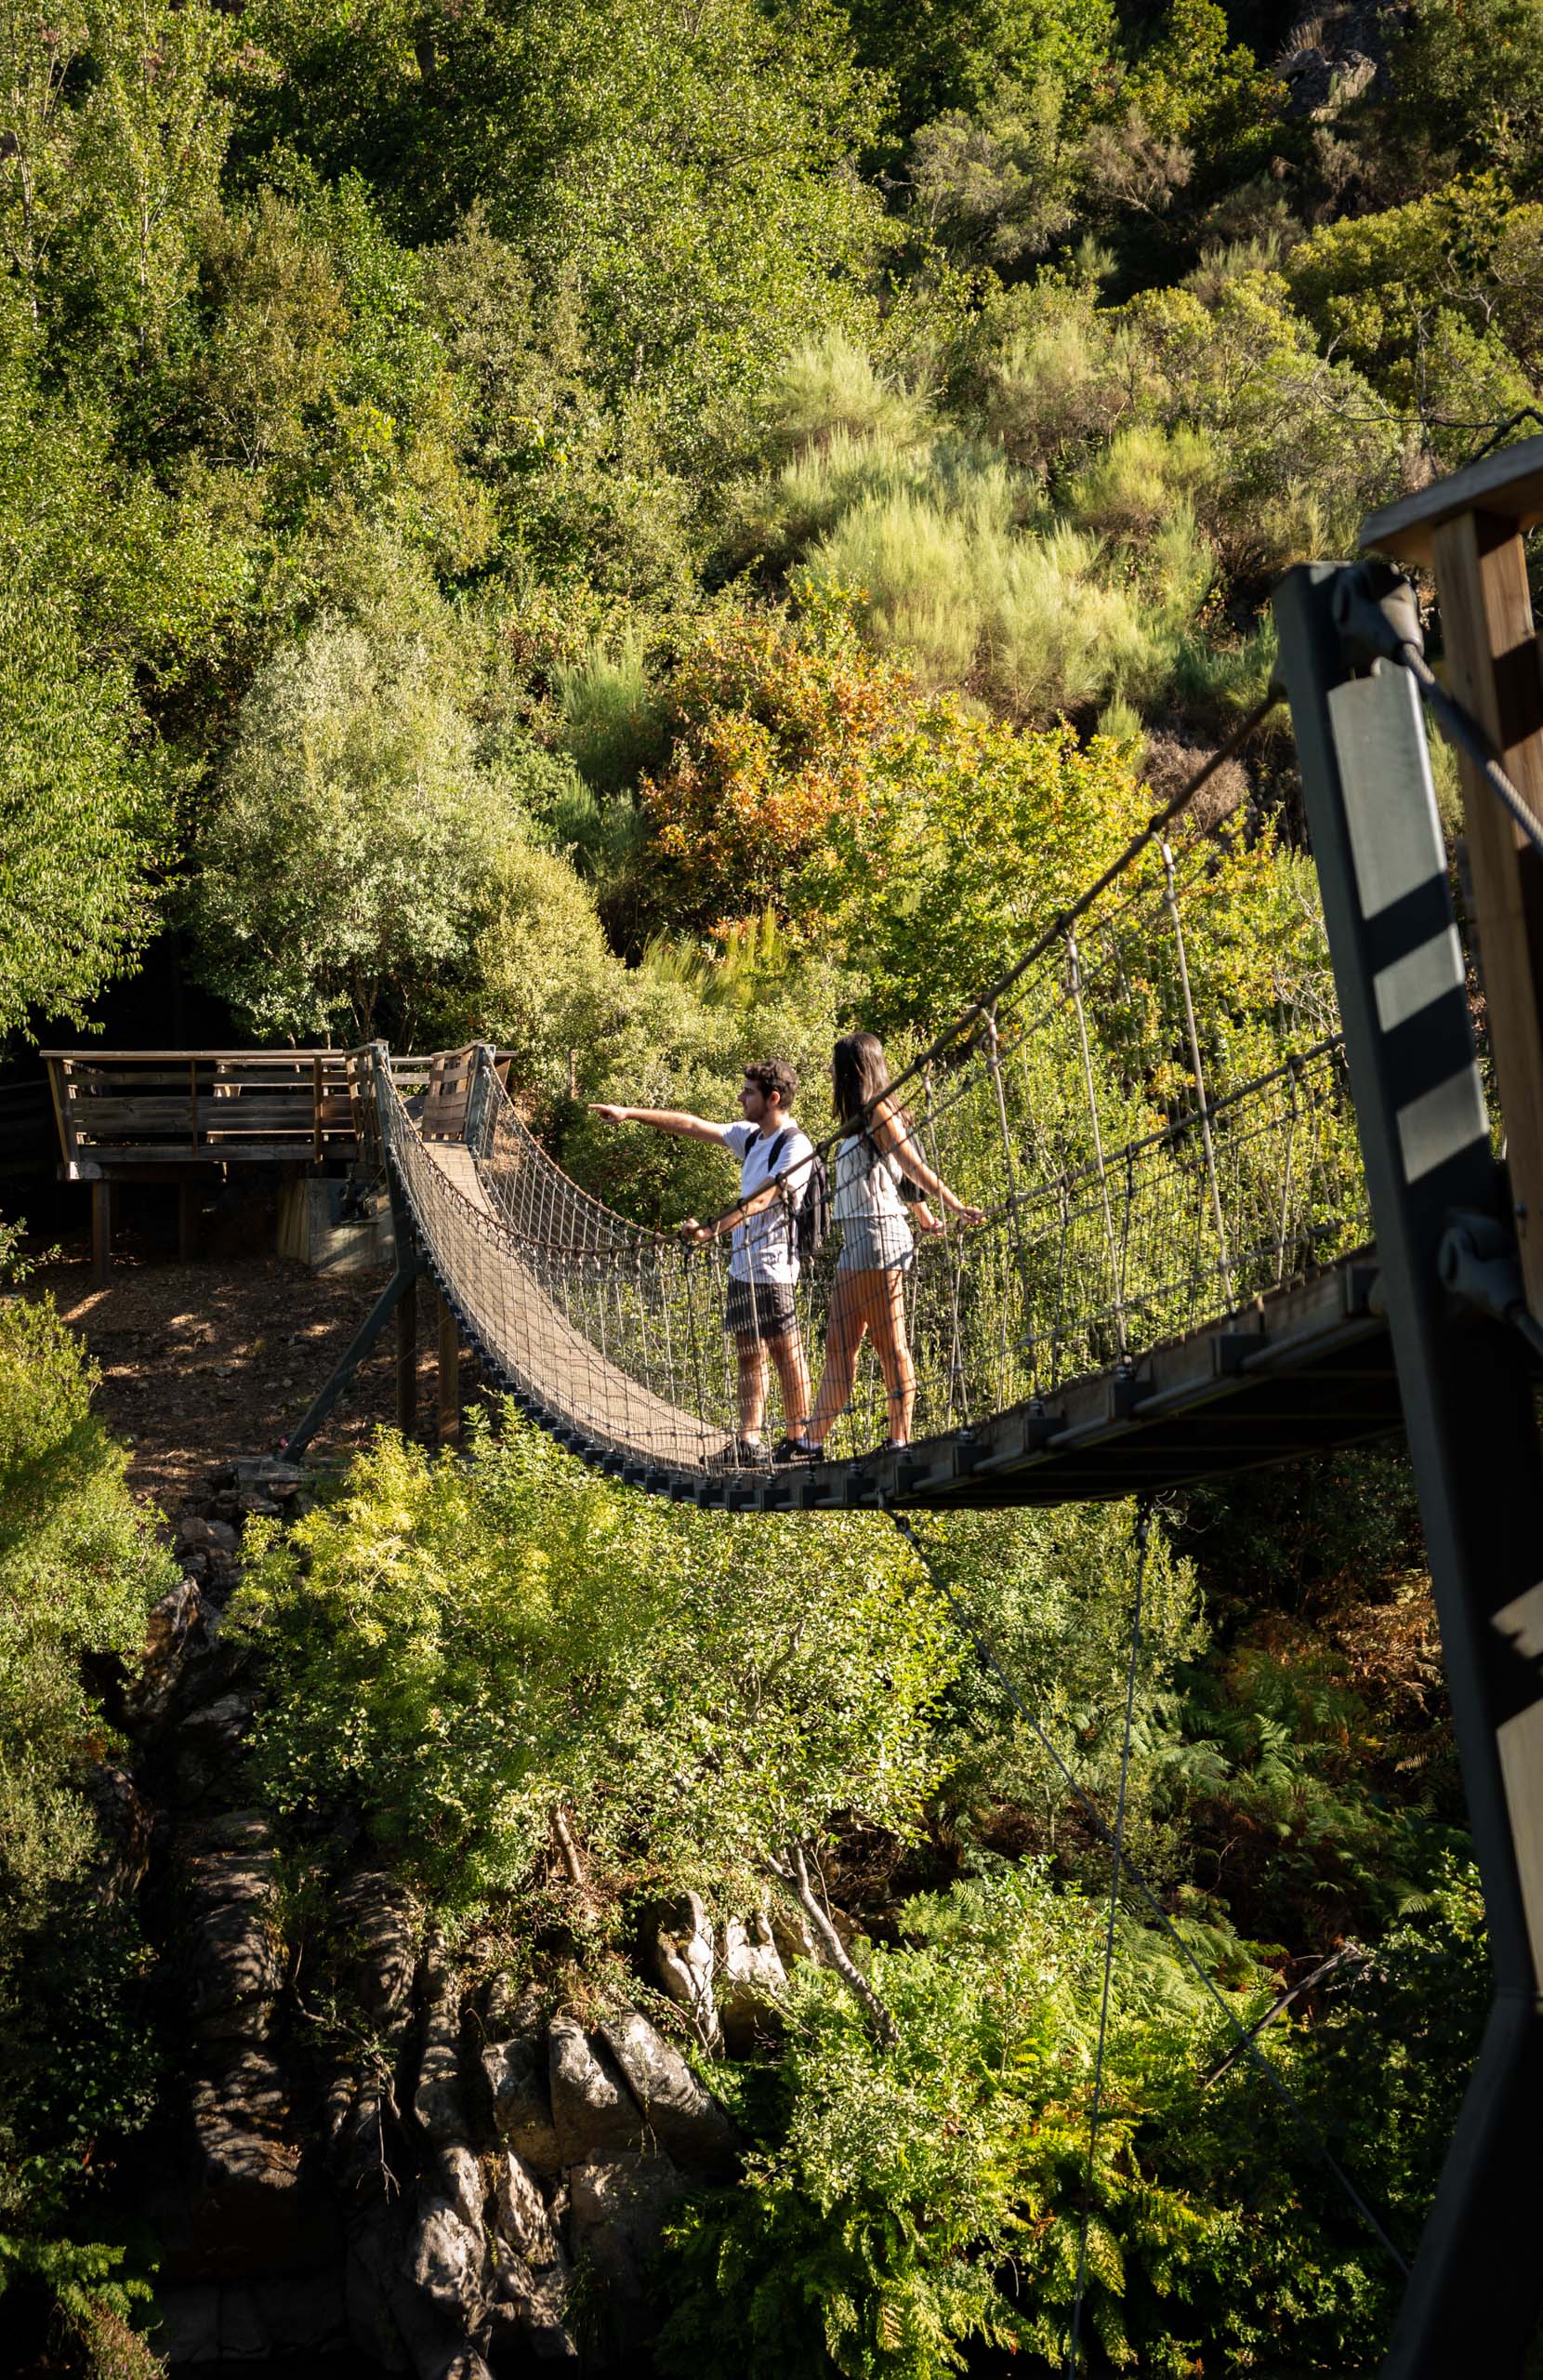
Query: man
589,1060,815,1465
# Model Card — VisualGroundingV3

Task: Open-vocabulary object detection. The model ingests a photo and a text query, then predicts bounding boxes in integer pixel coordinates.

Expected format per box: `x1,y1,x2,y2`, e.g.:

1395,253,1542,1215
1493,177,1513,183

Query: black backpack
762,1129,831,1259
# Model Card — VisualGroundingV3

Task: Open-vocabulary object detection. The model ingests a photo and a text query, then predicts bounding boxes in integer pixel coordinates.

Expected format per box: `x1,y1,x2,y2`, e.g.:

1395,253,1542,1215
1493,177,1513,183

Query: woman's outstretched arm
871,1099,986,1224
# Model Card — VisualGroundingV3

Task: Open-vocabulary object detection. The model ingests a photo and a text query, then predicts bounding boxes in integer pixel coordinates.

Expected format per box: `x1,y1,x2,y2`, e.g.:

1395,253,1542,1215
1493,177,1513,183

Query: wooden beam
1360,433,1543,570
1423,508,1543,1317
396,1271,418,1437
437,1292,460,1445
91,1179,112,1283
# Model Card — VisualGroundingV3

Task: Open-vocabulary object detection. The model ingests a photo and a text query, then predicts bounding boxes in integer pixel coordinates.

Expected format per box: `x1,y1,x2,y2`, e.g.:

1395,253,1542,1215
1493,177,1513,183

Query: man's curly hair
744,1057,798,1108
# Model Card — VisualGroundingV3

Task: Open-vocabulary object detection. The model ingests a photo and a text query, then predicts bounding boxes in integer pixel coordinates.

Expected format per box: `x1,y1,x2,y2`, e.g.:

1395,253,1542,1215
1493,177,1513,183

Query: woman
783,1032,985,1459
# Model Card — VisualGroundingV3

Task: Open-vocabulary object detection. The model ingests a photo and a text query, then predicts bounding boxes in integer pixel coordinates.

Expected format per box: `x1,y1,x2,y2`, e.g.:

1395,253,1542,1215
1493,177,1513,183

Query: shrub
807,705,1149,1028
638,599,909,931
556,628,669,798
657,1855,1478,2375
0,1289,172,2359
231,1419,958,1912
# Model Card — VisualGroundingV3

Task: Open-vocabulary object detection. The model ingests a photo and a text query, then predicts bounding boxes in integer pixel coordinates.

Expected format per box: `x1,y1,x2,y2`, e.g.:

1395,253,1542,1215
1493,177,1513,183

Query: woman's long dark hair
831,1031,912,1134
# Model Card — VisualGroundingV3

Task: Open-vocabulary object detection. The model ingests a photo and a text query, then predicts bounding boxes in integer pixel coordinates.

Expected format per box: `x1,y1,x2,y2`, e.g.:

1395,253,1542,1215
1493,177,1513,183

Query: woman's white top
832,1129,910,1223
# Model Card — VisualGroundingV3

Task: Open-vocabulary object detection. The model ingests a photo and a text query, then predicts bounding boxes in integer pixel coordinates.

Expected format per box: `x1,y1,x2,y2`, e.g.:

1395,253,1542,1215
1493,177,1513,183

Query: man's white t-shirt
719,1119,816,1284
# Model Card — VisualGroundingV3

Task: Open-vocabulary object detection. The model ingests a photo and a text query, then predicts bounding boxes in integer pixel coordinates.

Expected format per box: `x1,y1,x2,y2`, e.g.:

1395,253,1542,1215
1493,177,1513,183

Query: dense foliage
4,0,1526,2362
0,1250,173,2362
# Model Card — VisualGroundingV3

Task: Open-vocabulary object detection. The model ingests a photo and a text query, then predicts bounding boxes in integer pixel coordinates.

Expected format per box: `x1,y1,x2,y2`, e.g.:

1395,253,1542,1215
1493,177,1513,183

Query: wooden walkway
414,1140,732,1470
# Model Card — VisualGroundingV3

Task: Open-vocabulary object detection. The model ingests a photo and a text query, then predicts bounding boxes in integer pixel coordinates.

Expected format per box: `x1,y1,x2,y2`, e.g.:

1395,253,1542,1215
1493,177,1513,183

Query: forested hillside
4,0,1538,2367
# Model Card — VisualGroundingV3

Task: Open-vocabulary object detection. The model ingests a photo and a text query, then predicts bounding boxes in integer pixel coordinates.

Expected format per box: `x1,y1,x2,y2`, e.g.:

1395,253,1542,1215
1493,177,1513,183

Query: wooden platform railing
43,1050,363,1178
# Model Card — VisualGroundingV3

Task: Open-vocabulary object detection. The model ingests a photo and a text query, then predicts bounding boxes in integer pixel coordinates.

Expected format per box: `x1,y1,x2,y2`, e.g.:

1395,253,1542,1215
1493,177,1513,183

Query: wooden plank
1362,436,1543,568
1429,507,1543,1318
37,1047,361,1062
78,1140,358,1165
312,1055,323,1164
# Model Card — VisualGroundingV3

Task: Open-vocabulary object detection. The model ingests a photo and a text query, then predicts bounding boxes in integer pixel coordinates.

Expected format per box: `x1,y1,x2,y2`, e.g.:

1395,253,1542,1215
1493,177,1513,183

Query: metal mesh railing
376,792,1375,1479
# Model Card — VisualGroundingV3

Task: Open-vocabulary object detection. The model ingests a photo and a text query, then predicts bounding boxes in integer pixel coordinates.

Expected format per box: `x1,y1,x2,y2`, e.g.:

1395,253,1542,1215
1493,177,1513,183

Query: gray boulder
333,1868,416,2031
647,1890,720,2051
598,2012,738,2176
548,2018,645,2166
718,1912,787,2052
414,1969,467,2146
568,2151,687,2302
407,2193,489,2328
481,2029,562,2176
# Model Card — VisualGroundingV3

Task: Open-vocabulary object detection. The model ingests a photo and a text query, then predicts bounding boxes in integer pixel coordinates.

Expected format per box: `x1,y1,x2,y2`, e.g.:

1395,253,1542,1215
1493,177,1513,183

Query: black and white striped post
1275,559,1543,2375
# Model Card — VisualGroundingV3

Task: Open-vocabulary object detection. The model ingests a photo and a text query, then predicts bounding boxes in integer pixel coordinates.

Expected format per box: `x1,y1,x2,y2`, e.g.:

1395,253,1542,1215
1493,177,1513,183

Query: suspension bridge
42,440,1543,2377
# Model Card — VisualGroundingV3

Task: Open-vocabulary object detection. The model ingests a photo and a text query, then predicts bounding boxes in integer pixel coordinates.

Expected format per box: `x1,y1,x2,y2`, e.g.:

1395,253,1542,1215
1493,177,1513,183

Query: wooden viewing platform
42,1047,501,1277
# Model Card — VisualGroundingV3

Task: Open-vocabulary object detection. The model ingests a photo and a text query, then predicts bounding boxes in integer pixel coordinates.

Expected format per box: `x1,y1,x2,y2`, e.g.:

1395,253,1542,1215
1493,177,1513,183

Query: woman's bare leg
861,1267,915,1442
807,1271,869,1445
769,1327,812,1439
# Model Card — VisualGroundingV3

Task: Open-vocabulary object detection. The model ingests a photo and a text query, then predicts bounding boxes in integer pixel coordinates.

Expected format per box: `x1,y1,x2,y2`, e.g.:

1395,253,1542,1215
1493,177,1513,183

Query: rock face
599,2011,739,2177
648,1888,722,2050
718,1911,789,2053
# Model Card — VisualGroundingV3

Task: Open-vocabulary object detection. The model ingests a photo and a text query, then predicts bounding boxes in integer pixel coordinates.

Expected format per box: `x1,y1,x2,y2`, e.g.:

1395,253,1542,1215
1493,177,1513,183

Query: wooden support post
1363,437,1543,1321
91,1178,112,1284
178,1175,200,1263
396,1271,418,1438
437,1292,460,1445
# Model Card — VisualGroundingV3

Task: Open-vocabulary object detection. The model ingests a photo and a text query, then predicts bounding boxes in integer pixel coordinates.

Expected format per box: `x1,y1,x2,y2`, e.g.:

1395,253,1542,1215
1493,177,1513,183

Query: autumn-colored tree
637,596,910,932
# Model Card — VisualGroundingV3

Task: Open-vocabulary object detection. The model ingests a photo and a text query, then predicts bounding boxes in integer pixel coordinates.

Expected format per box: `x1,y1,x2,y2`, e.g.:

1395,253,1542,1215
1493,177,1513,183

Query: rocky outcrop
125,1460,745,2373
717,1913,788,2053
647,1889,722,2050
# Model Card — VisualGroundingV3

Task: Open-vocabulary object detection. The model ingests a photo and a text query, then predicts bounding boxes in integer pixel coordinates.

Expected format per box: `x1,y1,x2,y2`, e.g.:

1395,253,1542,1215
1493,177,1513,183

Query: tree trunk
760,1844,897,2046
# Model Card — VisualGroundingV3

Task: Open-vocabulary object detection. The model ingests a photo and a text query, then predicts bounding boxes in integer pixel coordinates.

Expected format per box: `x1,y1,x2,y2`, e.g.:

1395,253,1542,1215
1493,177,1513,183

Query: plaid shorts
723,1277,799,1342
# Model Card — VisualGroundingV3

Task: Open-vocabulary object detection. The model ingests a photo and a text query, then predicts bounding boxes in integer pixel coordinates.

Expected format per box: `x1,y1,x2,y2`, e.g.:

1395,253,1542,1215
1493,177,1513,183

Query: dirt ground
24,1180,473,1515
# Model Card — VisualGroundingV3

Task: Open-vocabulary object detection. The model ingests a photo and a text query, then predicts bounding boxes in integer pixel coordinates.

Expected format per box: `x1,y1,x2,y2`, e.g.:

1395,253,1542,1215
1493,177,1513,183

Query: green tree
232,1416,959,1915
1386,0,1543,194
239,0,890,457
69,0,231,375
846,0,1114,139
0,0,86,324
0,596,172,1038
807,706,1148,1030
189,600,522,1042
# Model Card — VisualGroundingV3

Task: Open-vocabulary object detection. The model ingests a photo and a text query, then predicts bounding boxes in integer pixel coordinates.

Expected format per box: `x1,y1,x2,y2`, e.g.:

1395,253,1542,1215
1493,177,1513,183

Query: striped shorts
836,1214,915,1275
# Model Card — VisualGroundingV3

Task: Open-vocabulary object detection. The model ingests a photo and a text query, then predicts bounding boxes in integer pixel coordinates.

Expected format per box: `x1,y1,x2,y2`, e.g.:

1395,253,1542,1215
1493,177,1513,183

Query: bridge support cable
1275,557,1543,2376
881,1502,1409,2301
1161,840,1235,1309
1067,1498,1151,2380
1065,931,1130,1370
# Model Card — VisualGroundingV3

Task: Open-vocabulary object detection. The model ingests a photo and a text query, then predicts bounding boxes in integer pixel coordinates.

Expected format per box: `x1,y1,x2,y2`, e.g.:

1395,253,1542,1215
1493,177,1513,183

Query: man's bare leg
735,1336,770,1438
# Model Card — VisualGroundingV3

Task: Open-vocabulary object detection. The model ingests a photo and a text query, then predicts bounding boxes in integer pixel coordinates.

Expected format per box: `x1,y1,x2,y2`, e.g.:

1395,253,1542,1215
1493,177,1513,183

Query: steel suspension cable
1068,1500,1151,2377
880,1502,1410,2282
